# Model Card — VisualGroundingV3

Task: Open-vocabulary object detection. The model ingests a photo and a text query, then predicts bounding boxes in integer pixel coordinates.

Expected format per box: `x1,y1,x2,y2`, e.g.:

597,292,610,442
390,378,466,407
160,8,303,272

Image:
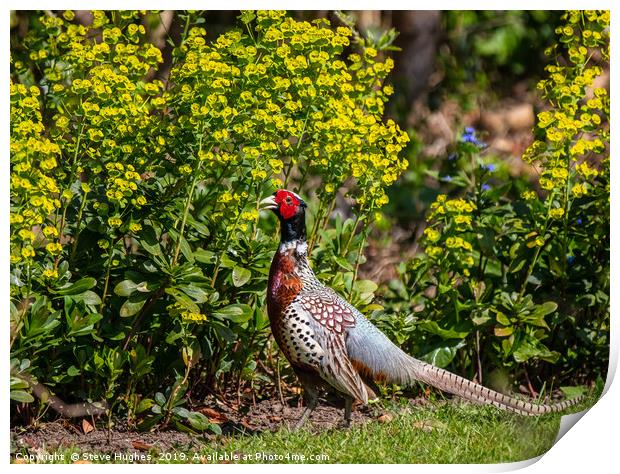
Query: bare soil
11,395,416,459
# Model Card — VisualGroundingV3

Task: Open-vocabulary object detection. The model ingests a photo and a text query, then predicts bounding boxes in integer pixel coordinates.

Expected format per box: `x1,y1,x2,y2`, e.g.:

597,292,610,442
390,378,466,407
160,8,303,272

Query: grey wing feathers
311,322,369,403
345,311,417,384
345,309,585,415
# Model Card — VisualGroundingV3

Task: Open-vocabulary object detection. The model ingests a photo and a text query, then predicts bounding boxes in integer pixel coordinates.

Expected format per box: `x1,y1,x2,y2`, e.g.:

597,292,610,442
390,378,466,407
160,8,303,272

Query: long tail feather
346,315,584,415
409,357,584,415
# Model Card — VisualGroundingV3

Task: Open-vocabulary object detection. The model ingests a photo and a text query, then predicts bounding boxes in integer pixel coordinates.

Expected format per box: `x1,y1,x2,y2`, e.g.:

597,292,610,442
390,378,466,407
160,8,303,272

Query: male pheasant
260,189,583,428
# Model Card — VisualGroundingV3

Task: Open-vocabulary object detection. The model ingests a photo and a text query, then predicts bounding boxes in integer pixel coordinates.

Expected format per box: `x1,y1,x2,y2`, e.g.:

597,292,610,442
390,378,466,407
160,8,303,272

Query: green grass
13,398,593,464
213,402,565,464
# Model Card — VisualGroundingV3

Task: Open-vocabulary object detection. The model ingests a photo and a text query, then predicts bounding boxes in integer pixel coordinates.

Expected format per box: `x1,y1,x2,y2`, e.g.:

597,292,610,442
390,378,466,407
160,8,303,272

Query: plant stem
518,195,554,299
69,189,89,264
321,196,338,231
560,142,573,292
172,144,206,267
343,209,366,258
210,189,253,286
55,120,85,269
308,195,337,254
348,223,369,299
283,105,312,188
121,285,166,351
475,330,483,384
307,199,327,253
99,243,115,313
162,358,192,428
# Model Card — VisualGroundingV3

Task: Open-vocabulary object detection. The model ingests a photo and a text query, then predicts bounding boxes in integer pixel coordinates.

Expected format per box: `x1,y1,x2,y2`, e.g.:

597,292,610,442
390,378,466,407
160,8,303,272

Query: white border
4,3,617,471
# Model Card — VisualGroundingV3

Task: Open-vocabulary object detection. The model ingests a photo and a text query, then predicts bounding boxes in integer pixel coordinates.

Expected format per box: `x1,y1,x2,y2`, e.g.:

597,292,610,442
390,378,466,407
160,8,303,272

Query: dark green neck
280,211,307,244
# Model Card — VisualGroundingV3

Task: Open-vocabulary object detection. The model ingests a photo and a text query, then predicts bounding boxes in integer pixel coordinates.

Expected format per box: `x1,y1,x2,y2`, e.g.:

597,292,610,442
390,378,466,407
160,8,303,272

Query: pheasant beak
259,195,278,211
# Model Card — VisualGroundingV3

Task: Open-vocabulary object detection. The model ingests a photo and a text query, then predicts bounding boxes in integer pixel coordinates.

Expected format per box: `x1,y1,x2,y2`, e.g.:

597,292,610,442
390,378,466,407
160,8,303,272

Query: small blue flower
460,127,487,148
462,134,476,143
485,164,495,172
576,218,583,225
567,255,575,265
482,184,491,192
442,175,453,182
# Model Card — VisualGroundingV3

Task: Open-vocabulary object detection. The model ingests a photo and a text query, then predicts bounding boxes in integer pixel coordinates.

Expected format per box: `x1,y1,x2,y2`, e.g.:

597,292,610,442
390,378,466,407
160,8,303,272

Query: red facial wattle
274,190,300,220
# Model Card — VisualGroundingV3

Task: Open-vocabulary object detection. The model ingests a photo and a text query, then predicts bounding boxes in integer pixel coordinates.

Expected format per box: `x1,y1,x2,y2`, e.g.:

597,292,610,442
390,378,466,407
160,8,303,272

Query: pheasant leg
342,396,353,428
293,384,318,430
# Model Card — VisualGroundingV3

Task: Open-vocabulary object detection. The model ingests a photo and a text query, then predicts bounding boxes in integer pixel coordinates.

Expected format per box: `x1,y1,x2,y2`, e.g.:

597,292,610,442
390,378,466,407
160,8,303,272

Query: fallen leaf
131,440,153,452
378,413,393,423
82,419,94,434
413,420,446,432
239,419,254,430
412,421,433,432
198,407,228,424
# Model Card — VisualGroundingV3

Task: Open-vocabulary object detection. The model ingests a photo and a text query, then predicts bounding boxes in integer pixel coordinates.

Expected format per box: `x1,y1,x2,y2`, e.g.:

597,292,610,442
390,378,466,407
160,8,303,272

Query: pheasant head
260,189,307,244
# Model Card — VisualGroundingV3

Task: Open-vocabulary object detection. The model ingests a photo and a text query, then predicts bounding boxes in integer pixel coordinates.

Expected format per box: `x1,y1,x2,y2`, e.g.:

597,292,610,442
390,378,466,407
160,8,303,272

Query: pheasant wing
299,287,356,333
283,288,368,403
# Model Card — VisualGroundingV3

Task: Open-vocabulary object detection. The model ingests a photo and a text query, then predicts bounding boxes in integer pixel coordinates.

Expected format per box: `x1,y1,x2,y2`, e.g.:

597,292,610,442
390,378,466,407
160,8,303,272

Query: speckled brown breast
266,249,304,358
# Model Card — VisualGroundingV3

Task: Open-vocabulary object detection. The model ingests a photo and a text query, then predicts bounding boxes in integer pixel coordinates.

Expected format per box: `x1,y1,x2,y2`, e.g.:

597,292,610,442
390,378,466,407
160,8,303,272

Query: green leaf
213,304,253,324
25,306,61,338
213,322,236,343
512,337,560,363
471,308,491,326
232,266,252,287
531,301,558,318
169,228,194,263
420,339,466,368
186,215,210,237
10,376,29,390
494,326,514,337
53,277,96,295
67,366,80,377
66,312,102,337
73,290,102,306
139,225,162,257
165,288,200,314
509,258,527,273
333,256,354,271
138,414,162,431
120,294,149,318
172,406,191,419
494,311,512,326
179,285,209,304
194,249,215,264
154,392,166,406
136,398,154,414
477,227,495,256
354,279,378,294
560,385,587,400
509,242,522,259
186,411,210,431
11,390,34,403
418,321,471,339
219,253,236,269
114,280,140,297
